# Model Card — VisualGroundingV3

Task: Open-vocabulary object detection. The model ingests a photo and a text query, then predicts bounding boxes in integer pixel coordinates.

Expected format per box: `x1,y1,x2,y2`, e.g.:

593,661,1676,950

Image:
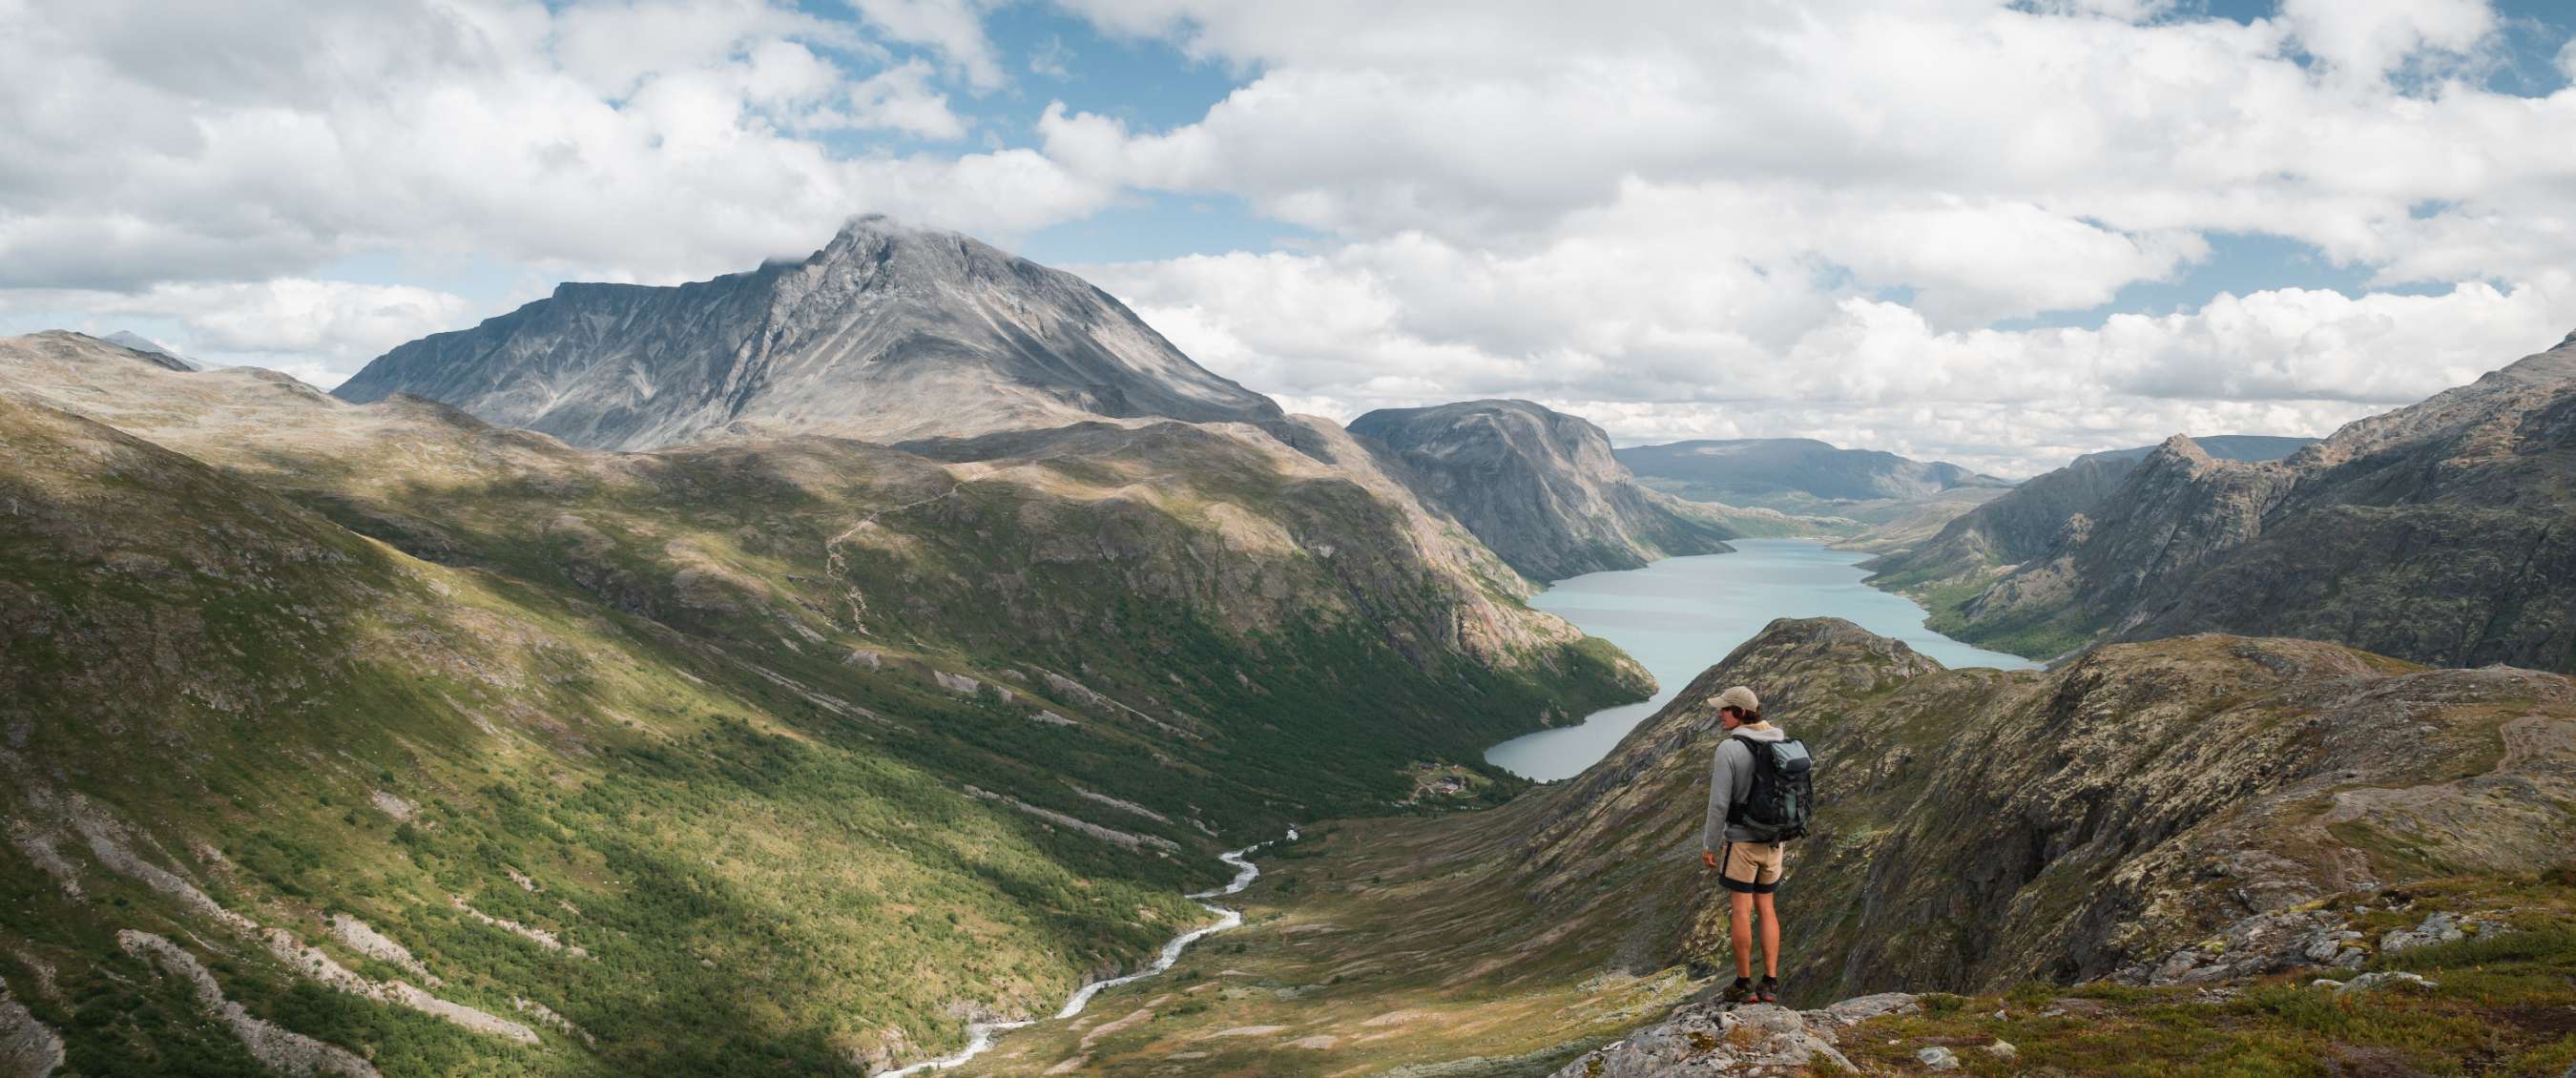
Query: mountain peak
332,218,1281,449
2148,433,2212,465
95,329,198,370
1347,398,1733,580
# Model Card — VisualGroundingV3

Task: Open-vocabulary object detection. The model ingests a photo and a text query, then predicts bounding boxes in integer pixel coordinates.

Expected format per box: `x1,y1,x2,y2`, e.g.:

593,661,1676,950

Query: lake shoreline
1485,538,2037,781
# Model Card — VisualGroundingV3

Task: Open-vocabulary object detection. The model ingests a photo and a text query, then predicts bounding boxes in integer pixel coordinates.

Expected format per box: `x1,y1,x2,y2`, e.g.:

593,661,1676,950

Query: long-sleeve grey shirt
1704,722,1787,849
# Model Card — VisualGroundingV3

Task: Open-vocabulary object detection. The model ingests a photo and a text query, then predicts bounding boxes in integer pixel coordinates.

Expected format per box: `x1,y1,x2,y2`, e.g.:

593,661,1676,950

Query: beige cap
1714,685,1759,714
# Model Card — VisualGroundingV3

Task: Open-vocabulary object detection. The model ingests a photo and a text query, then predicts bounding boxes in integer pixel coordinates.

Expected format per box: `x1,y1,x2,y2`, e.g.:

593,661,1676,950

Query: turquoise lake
1484,538,2040,781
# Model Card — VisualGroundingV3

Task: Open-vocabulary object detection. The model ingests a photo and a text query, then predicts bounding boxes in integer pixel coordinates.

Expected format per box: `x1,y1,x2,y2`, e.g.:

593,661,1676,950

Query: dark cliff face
1867,433,2314,586
2117,338,2576,669
332,215,1284,449
1347,399,1735,582
1868,333,2576,671
1614,437,2011,507
1498,617,2576,1005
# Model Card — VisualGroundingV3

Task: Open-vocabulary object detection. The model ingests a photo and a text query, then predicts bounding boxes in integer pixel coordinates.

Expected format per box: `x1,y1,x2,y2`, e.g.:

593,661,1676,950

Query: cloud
1040,0,2576,469
844,0,1007,91
1085,229,2576,473
2277,0,2496,82
5,0,2573,473
0,0,1102,297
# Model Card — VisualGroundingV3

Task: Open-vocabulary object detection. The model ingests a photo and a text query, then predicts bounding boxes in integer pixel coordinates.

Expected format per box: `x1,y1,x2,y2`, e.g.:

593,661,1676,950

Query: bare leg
1753,891,1781,978
1730,890,1755,979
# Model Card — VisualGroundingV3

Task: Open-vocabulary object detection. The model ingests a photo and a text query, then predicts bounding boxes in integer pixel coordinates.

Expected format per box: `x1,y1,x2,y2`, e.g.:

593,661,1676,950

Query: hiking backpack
1725,735,1814,842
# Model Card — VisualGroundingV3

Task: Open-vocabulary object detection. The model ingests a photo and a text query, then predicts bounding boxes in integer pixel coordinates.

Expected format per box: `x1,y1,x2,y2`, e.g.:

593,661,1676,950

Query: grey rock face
333,216,1282,448
2127,908,2370,986
1347,399,1735,581
2337,971,2438,995
0,981,65,1078
1546,1002,1857,1077
1615,437,2011,505
2379,912,2469,953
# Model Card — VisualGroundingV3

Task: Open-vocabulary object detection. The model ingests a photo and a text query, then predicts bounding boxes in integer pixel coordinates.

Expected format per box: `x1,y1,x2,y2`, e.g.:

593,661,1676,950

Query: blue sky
4,0,2573,473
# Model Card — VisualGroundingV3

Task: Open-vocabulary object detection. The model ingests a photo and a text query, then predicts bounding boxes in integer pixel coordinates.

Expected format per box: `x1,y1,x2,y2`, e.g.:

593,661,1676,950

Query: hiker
1698,684,1812,1005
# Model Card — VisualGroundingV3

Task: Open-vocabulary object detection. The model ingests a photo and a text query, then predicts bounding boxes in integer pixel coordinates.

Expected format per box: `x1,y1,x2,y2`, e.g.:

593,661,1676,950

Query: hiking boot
1755,976,1779,1004
1719,977,1755,1005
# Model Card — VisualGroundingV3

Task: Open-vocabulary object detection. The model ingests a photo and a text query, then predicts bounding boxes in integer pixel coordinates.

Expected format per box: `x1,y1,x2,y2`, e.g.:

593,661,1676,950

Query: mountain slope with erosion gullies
0,330,1647,1075
1867,331,2576,670
331,216,1284,449
1347,399,1742,582
951,616,2576,1075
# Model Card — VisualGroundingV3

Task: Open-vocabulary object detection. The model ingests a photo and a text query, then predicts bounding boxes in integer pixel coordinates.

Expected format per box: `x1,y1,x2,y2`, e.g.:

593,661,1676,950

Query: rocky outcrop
1501,617,2576,1005
1548,1000,1865,1077
119,932,381,1077
0,981,63,1078
1348,399,1735,580
1615,438,2009,507
332,215,1283,448
1870,331,2576,672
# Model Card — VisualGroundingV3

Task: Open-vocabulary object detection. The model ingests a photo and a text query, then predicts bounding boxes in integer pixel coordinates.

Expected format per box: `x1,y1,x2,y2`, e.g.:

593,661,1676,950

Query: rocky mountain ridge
1506,616,2574,1002
331,216,1284,449
1347,399,1741,581
1867,331,2575,669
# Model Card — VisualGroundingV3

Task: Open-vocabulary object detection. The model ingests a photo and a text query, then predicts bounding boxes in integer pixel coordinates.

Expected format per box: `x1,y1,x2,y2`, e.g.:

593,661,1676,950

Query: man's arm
1702,738,1735,855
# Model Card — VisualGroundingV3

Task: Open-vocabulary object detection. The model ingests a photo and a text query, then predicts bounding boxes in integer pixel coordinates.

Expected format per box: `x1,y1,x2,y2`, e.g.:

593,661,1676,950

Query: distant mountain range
1868,330,2576,670
332,215,1283,448
1614,437,2012,508
98,328,200,369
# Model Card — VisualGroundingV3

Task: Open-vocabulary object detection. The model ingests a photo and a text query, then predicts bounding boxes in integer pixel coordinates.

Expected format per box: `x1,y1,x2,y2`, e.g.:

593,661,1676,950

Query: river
1485,538,2039,781
881,830,1293,1076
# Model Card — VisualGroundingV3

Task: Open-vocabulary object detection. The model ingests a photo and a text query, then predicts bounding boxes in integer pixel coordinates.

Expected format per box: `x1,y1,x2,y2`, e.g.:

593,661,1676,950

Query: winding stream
883,829,1293,1076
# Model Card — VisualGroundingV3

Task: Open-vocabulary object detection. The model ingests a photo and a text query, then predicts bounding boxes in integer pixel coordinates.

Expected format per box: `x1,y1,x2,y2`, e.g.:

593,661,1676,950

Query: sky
3,0,2573,475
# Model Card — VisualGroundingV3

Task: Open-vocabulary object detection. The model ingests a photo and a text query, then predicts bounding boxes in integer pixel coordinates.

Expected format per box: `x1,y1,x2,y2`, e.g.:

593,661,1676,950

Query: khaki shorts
1716,840,1787,894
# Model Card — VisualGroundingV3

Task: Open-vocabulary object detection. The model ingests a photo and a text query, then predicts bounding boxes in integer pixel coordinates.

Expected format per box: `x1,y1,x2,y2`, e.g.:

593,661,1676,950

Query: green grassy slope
0,335,1650,1075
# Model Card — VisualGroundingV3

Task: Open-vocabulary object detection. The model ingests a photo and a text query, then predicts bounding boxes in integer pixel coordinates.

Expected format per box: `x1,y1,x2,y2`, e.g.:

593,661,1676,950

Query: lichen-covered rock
2379,912,2467,953
1546,1003,1852,1077
1805,992,1922,1028
2337,971,2438,995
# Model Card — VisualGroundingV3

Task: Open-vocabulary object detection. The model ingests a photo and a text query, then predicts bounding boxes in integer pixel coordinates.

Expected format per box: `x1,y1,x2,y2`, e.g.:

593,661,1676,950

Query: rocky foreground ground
1554,879,2576,1076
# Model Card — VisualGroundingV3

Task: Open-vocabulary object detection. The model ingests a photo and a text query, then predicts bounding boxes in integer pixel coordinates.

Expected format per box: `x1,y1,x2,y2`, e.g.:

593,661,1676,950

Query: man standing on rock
1699,684,1811,1005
